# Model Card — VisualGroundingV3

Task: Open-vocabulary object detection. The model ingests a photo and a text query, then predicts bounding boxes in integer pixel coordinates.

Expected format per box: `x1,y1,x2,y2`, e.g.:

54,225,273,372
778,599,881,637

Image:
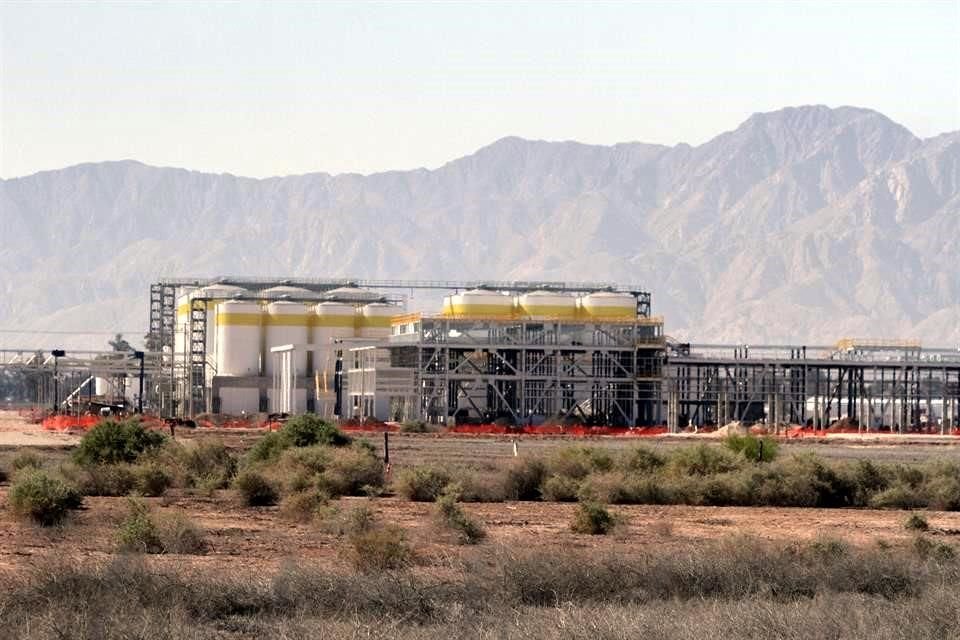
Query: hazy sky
2,1,958,178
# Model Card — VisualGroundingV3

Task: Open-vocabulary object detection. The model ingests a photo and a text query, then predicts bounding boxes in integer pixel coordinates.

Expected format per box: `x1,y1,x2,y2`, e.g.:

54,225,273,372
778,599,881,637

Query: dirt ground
4,409,960,577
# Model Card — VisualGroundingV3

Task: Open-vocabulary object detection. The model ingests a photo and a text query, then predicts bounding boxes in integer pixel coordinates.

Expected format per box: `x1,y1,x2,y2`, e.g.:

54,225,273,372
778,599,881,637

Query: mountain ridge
1,105,957,350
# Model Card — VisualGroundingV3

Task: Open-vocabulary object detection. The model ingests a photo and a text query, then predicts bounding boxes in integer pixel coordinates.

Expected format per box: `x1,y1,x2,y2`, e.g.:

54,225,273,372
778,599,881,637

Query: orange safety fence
446,424,669,437
41,414,102,431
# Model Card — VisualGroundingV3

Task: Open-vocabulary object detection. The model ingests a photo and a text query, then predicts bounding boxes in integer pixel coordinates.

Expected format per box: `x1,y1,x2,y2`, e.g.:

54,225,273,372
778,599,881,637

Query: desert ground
3,409,960,577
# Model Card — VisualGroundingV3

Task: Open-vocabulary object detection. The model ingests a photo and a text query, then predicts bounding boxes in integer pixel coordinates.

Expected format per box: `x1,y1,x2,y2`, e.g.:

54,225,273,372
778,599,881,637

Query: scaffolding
386,315,665,427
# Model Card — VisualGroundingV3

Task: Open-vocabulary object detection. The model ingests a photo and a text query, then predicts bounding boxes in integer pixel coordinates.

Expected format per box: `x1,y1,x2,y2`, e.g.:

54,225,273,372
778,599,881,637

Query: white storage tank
578,291,637,320
445,289,514,318
262,285,319,300
196,285,247,383
324,286,381,303
265,301,309,377
313,301,357,382
358,303,395,339
518,291,577,320
215,301,262,376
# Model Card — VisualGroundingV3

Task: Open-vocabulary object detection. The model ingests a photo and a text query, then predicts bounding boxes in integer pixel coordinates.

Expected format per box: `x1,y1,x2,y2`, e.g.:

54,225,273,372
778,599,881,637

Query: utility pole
51,349,66,413
134,351,145,414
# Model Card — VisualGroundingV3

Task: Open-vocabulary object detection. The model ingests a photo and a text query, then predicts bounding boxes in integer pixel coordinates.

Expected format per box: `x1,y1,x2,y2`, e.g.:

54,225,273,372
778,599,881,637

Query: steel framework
664,343,960,432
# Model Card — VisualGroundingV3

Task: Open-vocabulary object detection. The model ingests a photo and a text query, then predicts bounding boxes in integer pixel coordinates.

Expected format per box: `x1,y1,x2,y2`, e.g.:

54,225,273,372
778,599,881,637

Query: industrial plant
138,276,959,433
3,276,957,433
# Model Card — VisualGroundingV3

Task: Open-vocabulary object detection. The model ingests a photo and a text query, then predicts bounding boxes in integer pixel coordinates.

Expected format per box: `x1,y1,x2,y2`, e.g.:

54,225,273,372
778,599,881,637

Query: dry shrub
617,446,665,474
540,474,580,502
546,446,614,480
234,469,279,506
870,482,926,510
395,465,451,502
279,489,329,523
904,513,930,531
504,457,546,501
347,524,412,572
131,462,173,497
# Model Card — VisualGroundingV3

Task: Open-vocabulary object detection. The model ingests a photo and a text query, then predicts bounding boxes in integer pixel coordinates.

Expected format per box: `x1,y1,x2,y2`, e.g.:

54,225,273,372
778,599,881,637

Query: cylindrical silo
578,291,637,320
446,289,514,318
313,301,357,374
358,302,395,339
518,291,577,320
215,301,262,376
264,301,309,377
196,285,247,383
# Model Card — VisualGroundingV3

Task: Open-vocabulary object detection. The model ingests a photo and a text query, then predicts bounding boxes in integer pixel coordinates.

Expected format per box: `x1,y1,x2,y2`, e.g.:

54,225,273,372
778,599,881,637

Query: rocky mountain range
1,105,957,350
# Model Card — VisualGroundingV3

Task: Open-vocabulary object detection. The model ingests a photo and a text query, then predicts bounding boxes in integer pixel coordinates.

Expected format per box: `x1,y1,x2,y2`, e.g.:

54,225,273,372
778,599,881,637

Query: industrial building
143,276,960,433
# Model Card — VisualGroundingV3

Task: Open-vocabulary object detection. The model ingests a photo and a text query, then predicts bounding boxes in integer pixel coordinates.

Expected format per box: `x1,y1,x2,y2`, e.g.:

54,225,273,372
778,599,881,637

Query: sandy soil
0,411,80,446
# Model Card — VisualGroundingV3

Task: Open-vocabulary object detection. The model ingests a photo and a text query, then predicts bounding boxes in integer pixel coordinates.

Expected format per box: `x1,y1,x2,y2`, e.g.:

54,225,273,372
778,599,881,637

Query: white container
265,301,309,376
445,289,514,318
215,301,262,376
518,291,577,320
579,291,637,320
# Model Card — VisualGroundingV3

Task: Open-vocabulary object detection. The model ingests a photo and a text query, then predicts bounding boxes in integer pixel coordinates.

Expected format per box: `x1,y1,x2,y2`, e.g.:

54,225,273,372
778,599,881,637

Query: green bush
116,500,161,552
12,450,43,471
724,434,779,462
280,415,350,448
246,431,288,464
234,470,279,506
433,485,485,544
73,419,166,467
504,457,547,501
922,475,960,511
8,469,82,526
347,524,412,572
570,501,617,535
318,445,385,497
394,465,451,502
905,513,930,531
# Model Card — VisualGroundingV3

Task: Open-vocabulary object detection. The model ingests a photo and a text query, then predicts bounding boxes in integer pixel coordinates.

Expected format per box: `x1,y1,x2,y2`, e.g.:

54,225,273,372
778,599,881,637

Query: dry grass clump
346,524,413,572
279,488,330,523
3,541,959,638
12,450,43,471
570,501,617,535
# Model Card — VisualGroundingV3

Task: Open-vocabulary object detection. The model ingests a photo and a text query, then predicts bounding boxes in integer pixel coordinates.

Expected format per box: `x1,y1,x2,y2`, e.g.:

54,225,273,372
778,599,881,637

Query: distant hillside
1,105,957,349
